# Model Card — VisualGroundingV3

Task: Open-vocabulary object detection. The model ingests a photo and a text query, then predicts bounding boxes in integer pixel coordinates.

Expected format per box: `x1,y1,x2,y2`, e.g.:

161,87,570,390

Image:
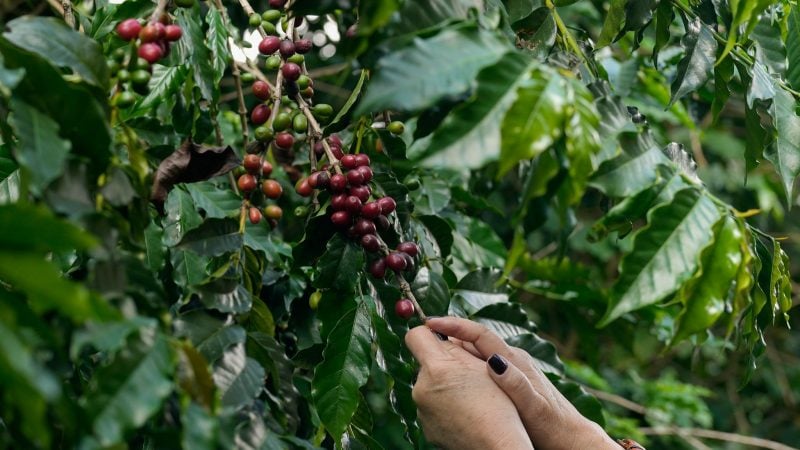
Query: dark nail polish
433,331,449,341
488,354,507,375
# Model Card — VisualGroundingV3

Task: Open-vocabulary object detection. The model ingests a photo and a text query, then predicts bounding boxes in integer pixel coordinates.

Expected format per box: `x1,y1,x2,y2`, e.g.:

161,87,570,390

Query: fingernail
488,354,507,375
432,331,449,341
422,316,441,322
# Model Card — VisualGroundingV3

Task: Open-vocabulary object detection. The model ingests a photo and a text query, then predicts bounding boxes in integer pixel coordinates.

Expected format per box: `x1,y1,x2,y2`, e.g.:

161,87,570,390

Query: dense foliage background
1,0,799,448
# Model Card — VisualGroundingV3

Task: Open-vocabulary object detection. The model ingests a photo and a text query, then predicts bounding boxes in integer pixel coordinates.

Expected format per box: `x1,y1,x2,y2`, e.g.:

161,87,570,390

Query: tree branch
641,427,799,450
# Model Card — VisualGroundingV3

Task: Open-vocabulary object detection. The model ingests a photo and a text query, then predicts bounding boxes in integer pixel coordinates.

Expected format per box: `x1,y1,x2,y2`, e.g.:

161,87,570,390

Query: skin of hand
425,317,621,450
405,325,535,450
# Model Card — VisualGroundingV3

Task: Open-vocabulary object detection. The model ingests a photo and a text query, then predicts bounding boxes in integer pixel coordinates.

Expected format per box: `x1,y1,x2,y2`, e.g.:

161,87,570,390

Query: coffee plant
1,0,799,448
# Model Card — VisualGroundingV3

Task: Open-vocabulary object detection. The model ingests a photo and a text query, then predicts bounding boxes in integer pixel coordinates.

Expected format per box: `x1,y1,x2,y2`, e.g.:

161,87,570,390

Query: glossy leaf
596,0,627,47
176,9,217,102
764,86,800,202
196,277,253,313
312,303,373,439
669,19,717,106
175,218,243,257
213,344,265,410
313,234,365,293
355,27,509,114
410,268,451,316
787,5,800,89
205,8,228,88
600,188,723,325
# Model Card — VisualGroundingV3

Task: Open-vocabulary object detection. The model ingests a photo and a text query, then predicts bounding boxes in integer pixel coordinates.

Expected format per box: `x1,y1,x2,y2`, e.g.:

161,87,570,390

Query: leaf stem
295,93,343,174
61,0,75,29
548,2,597,79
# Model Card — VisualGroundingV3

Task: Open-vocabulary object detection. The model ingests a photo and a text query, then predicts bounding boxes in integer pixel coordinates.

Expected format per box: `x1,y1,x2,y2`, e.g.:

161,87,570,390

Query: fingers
404,325,450,366
485,354,548,437
426,316,511,360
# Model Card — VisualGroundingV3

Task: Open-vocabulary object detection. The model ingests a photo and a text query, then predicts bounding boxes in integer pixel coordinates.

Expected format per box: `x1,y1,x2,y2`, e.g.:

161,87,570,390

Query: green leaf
355,27,509,114
171,249,208,287
410,268,450,316
507,333,562,375
720,0,772,62
0,203,95,253
181,402,217,450
313,234,365,293
312,303,373,439
413,53,536,168
450,269,508,316
125,65,188,119
213,344,265,410
672,215,743,342
409,175,450,215
590,143,670,197
0,53,24,97
0,312,61,401
600,188,723,326
326,69,368,134
751,15,786,74
89,0,153,39
653,0,674,64
196,278,253,313
358,0,400,35
596,0,627,48
70,317,156,359
7,98,71,194
144,221,166,272
499,68,569,174
391,0,474,35
175,311,246,364
88,334,175,446
764,86,800,203
176,9,217,102
4,16,109,90
787,5,800,90
175,218,243,257
669,19,717,106
205,8,228,88
549,376,605,427
187,181,241,219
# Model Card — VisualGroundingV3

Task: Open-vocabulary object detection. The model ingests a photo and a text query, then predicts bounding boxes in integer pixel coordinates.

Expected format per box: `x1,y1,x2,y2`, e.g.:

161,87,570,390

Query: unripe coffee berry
249,13,263,27
252,80,271,100
262,179,283,199
116,19,141,41
249,207,262,224
255,126,273,142
259,36,281,54
388,121,405,135
238,174,257,192
397,241,419,257
262,9,282,22
264,205,283,219
265,55,282,70
330,210,351,227
360,234,380,252
386,252,407,271
395,299,415,320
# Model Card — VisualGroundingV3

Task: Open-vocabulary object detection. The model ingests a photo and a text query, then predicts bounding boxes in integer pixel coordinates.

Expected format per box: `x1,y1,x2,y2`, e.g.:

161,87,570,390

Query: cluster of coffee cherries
236,154,284,226
111,17,182,107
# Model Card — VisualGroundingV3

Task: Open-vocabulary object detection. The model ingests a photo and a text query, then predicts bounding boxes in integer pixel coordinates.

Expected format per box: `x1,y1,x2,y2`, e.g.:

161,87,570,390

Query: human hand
404,325,534,450
425,316,620,450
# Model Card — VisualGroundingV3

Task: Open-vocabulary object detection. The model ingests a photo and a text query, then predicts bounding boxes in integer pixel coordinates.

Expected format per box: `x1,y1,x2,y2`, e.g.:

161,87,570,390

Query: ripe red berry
262,161,273,177
313,171,330,189
252,80,271,100
330,210,351,227
377,197,396,214
370,258,387,278
395,299,415,320
279,40,296,57
269,0,286,8
386,252,407,271
357,165,373,182
349,185,371,202
250,104,271,125
375,215,390,231
341,154,358,169
116,19,141,41
329,134,342,148
330,146,344,160
243,154,261,174
259,36,281,54
331,194,347,210
264,205,283,220
295,39,312,54
295,178,313,197
137,43,163,64
354,153,370,167
354,218,376,236
249,207,262,224
402,253,415,271
138,23,161,42
361,201,382,219
281,62,301,81
397,241,419,257
346,170,364,186
262,179,283,199
275,132,295,149
344,196,362,213
164,24,182,41
329,174,347,192
360,234,380,252
238,174,257,192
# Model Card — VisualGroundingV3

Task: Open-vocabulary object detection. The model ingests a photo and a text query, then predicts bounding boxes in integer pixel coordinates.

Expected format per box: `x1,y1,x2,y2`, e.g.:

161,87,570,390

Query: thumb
486,354,548,435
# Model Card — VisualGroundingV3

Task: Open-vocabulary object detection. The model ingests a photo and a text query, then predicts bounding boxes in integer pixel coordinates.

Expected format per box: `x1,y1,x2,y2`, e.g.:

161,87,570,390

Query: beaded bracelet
617,438,646,450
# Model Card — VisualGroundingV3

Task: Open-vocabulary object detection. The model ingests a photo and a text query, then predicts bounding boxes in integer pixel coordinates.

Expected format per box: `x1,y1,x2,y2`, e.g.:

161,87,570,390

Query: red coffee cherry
279,40,296,57
116,19,141,41
357,165,373,182
350,185,371,202
354,153,370,167
238,174,257,192
329,174,347,192
295,39,312,54
375,215,390,231
341,154,358,169
346,170,364,186
275,132,295,149
261,161,273,177
250,104,271,125
395,298,415,320
354,218,376,236
252,80,271,100
344,196,362,213
139,23,161,42
377,197,396,214
361,201,381,219
137,43,163,64
259,36,281,54
386,252,407,271
295,178,313,197
249,207,262,224
360,234,380,252
269,0,286,9
369,258,387,278
164,24,182,41
243,154,261,174
331,194,347,211
330,210,351,227
397,241,419,257
262,179,283,199
281,62,301,81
